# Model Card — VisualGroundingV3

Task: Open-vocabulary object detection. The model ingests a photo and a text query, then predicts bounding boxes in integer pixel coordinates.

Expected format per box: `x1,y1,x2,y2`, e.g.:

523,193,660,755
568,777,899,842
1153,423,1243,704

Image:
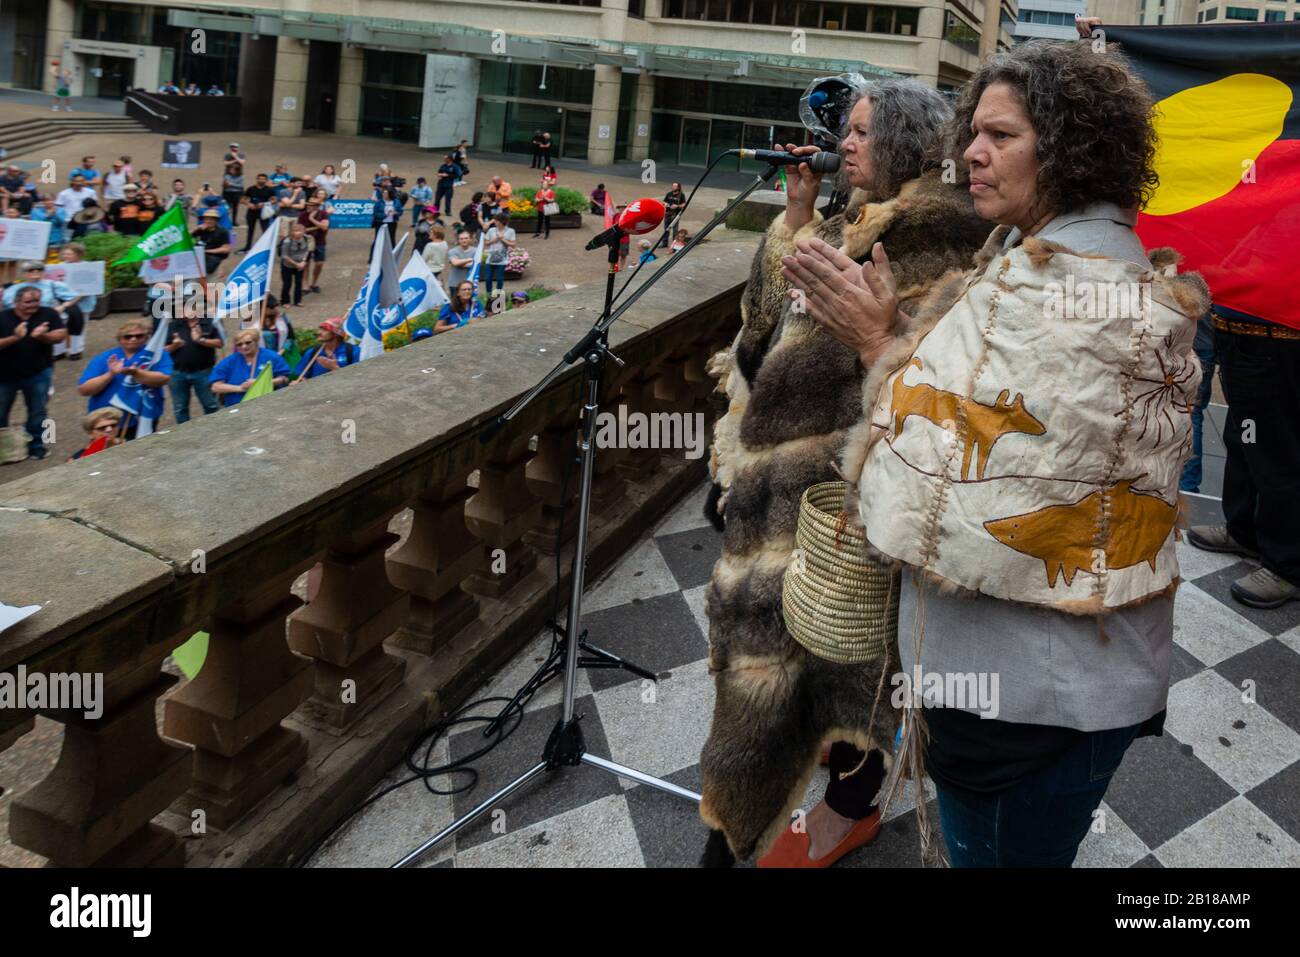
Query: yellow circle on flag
1147,73,1292,217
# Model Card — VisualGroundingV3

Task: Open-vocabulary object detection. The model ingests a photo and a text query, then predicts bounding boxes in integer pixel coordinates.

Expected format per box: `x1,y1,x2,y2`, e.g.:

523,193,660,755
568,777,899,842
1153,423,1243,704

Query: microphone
730,148,841,173
585,198,666,251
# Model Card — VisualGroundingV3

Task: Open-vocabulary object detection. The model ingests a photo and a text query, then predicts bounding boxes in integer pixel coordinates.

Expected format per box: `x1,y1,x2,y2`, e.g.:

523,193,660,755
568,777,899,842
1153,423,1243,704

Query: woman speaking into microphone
698,77,989,867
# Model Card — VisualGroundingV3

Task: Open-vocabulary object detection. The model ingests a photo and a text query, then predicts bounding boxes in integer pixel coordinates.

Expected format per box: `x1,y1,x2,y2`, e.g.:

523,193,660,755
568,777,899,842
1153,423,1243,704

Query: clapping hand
780,238,901,367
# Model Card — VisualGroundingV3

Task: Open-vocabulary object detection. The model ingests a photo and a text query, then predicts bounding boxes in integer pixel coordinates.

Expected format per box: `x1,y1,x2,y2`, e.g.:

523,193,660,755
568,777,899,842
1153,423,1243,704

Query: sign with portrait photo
0,218,51,261
161,140,201,169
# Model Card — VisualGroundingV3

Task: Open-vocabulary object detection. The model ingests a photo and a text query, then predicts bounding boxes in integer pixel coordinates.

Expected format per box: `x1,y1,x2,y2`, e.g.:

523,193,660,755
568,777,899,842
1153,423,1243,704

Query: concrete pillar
587,64,622,167
270,36,309,138
916,7,944,88
335,45,364,138
43,0,77,94
980,0,1002,57
629,71,654,162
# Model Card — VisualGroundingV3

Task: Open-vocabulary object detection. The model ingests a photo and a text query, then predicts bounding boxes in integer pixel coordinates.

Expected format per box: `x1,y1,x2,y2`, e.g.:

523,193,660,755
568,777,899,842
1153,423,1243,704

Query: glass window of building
1224,5,1259,17
1263,8,1286,20
360,50,425,142
945,12,982,54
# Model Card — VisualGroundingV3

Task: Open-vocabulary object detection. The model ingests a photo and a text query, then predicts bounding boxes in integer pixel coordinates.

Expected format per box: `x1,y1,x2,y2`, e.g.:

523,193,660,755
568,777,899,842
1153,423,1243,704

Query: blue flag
215,217,279,319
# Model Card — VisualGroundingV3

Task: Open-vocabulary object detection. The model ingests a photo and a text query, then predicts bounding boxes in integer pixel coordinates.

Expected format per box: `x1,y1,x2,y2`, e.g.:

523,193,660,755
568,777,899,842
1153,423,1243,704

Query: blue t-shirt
69,167,100,183
295,342,357,380
208,348,290,405
438,299,485,329
30,206,67,246
269,172,292,185
409,185,433,204
79,346,173,419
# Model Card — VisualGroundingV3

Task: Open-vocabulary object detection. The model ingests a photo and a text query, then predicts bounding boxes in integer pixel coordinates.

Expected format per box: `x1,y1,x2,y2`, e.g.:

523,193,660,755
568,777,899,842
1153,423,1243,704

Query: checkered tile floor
312,406,1300,867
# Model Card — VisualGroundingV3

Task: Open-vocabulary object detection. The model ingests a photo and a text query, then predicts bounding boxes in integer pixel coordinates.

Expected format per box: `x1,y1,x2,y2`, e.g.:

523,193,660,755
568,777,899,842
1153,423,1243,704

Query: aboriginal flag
1106,23,1300,329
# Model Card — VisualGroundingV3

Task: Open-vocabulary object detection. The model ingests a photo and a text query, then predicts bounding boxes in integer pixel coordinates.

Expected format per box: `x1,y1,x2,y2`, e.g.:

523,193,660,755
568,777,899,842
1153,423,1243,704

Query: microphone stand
392,161,782,868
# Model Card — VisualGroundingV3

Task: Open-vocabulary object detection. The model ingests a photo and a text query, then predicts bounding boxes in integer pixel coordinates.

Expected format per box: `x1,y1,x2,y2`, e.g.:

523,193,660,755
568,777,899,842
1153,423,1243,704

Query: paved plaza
311,422,1300,867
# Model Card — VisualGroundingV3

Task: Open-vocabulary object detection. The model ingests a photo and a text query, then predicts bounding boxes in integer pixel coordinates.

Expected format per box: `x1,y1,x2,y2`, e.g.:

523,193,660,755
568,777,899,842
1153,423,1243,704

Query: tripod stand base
391,738,701,867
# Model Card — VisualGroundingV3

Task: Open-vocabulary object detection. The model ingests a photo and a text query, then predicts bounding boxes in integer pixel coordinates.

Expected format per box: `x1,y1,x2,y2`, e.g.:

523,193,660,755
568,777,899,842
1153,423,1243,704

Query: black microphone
729,148,841,173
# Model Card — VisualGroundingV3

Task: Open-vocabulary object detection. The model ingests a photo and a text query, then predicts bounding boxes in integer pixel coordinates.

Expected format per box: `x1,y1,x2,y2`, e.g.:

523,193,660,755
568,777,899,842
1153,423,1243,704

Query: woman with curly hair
785,39,1209,867
698,78,990,867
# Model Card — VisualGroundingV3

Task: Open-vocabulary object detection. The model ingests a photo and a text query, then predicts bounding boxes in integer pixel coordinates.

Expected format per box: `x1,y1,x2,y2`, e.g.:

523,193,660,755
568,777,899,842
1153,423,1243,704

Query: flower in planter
507,197,534,218
506,247,531,274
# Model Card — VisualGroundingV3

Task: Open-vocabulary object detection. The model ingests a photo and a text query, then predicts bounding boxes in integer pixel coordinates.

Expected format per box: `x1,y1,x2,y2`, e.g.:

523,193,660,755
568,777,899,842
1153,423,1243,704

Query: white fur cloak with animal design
840,227,1210,614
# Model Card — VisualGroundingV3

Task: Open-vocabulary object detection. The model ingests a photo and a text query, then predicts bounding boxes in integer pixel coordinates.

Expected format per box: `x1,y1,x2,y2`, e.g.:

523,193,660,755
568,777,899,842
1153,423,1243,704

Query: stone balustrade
0,230,758,867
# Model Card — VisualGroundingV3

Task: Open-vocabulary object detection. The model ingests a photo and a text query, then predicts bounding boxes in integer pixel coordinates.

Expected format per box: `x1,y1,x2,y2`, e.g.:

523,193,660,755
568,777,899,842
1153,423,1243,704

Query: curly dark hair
947,40,1160,215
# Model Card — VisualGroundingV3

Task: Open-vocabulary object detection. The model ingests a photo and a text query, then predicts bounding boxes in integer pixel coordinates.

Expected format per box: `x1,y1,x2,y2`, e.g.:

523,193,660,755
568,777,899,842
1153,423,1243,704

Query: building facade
4,0,1022,166
1014,0,1088,40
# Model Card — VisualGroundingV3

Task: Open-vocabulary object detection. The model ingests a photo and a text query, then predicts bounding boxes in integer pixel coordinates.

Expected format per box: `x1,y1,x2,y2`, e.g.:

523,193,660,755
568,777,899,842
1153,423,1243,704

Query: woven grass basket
782,481,900,665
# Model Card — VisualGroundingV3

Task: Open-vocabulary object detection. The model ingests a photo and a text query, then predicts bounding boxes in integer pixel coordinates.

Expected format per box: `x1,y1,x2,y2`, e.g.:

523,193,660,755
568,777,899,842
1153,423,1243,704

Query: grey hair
847,79,954,197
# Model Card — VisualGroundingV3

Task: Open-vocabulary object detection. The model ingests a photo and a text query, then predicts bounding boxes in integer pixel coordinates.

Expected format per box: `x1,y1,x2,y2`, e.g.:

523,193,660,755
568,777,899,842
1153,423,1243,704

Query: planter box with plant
81,233,150,314
504,187,585,231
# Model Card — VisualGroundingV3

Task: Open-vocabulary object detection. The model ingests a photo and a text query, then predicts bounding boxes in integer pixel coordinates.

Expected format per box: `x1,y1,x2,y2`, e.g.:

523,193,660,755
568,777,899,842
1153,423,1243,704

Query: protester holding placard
56,242,100,348
29,197,67,251
2,261,83,361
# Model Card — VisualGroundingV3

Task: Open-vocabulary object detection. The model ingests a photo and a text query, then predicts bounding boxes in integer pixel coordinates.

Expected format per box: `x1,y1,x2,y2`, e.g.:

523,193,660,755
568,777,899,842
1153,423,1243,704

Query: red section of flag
604,192,615,230
1137,138,1300,329
81,435,110,458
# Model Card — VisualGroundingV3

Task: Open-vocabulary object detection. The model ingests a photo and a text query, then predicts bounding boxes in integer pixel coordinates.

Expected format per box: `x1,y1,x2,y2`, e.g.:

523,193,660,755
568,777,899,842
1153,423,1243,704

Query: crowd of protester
0,136,641,464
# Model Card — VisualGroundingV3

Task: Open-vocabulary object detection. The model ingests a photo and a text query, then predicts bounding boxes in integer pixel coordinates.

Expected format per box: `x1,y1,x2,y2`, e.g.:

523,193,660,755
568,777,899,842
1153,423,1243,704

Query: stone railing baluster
163,567,312,831
387,469,484,655
286,513,409,730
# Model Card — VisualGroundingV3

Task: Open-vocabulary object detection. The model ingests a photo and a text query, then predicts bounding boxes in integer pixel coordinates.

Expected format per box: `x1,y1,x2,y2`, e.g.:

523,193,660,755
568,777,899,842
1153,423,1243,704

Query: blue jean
0,367,53,456
483,262,507,300
169,369,219,424
1180,312,1217,492
935,721,1143,867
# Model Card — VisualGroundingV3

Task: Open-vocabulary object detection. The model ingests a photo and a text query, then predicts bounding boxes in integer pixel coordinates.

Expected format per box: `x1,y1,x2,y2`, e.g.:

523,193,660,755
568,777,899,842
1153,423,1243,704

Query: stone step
0,117,149,160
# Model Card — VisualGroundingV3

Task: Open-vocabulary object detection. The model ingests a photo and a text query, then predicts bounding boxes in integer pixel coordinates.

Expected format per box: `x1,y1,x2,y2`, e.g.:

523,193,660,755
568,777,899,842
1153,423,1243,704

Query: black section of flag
1105,23,1300,138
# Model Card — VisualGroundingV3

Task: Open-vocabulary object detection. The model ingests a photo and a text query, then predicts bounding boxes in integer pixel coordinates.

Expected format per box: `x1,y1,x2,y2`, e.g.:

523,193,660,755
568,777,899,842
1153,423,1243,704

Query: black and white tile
316,406,1300,866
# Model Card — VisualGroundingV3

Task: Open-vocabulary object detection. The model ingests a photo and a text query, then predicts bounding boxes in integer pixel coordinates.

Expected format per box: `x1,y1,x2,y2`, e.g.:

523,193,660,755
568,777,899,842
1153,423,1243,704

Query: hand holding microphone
774,144,837,234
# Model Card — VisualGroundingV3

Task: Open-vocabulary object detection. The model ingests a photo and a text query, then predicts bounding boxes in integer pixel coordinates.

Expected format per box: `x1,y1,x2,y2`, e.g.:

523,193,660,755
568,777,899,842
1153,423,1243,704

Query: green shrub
514,186,585,215
81,233,145,290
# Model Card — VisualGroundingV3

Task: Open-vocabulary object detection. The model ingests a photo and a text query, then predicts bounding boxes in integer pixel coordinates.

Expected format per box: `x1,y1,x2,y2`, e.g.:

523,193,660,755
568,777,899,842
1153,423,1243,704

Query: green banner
111,202,196,265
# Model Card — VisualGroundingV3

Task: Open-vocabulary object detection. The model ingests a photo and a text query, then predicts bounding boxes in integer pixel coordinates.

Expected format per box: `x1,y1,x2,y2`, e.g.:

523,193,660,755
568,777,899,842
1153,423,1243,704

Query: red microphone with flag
585,198,666,251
